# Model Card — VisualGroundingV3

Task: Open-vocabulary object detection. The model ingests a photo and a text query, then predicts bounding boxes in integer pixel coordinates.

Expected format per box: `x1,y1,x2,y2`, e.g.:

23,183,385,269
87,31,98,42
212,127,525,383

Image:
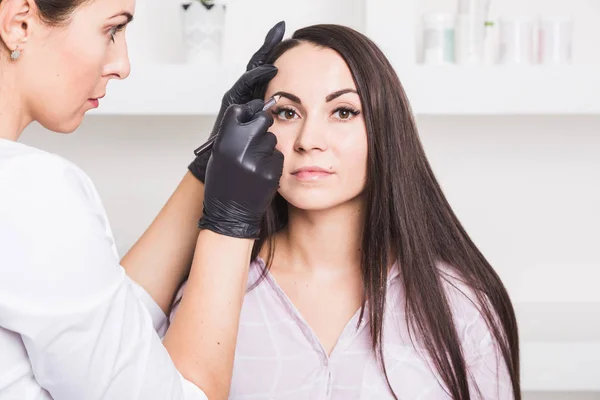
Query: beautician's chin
47,105,93,134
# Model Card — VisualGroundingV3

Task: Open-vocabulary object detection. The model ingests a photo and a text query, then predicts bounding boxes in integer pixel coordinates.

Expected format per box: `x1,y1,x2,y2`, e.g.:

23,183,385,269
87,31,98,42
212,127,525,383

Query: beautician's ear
0,0,34,56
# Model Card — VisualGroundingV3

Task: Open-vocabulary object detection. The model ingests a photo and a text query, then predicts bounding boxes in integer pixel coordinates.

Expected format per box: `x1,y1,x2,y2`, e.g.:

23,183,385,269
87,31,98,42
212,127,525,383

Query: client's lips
291,166,333,181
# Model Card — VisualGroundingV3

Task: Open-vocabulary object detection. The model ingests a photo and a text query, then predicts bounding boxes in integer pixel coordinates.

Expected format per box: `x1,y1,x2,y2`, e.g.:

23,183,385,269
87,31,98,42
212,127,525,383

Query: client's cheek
272,132,294,157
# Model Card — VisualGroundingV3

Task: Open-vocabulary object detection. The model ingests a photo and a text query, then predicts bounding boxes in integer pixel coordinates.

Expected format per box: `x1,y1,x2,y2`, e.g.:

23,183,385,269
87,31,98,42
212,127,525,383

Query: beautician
0,0,284,399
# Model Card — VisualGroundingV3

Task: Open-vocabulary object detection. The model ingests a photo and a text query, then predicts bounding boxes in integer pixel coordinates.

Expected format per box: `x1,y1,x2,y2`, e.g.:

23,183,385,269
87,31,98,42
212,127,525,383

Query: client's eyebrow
272,88,358,105
272,91,301,105
326,89,358,102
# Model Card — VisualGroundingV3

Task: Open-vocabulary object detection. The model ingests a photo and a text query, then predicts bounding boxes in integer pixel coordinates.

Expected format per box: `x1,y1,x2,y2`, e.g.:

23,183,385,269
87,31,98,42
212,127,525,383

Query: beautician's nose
103,37,131,81
294,116,328,153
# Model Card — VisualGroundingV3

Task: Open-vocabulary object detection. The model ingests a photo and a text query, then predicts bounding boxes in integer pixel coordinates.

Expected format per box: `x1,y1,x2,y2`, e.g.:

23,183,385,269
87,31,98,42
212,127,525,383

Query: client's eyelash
332,106,360,122
272,106,361,122
272,106,299,121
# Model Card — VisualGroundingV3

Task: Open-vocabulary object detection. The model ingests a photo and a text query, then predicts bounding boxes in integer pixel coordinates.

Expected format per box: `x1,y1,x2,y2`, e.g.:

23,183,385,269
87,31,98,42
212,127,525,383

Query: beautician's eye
273,107,300,121
332,106,360,121
109,24,126,43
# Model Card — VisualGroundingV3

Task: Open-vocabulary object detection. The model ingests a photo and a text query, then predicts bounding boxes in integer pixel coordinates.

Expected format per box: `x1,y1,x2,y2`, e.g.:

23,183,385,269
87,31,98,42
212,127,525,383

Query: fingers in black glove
222,65,278,110
199,100,284,239
246,20,286,70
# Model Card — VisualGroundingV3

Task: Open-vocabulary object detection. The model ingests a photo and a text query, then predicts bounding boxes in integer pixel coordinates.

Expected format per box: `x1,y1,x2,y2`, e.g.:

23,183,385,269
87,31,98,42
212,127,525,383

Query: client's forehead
268,43,357,103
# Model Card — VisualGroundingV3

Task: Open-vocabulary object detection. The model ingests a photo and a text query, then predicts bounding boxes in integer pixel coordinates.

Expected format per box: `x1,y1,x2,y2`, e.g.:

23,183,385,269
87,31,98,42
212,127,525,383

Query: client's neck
276,197,364,273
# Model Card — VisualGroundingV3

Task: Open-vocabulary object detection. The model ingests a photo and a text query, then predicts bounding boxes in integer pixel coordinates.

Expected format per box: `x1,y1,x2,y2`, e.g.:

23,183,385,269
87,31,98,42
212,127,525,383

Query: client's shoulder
436,260,488,320
435,261,508,359
391,260,490,326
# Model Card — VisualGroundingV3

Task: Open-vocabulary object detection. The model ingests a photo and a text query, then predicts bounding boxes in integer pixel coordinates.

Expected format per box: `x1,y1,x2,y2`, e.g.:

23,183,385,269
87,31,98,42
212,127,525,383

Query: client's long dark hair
251,24,520,399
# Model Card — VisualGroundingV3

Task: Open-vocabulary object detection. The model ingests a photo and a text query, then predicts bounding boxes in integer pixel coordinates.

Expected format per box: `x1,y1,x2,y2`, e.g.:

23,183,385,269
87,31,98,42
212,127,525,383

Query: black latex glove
188,21,286,183
198,99,284,239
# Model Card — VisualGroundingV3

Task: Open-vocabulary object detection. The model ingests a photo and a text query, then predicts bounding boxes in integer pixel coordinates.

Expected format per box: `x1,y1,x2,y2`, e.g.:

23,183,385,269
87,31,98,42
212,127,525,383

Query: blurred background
19,0,599,398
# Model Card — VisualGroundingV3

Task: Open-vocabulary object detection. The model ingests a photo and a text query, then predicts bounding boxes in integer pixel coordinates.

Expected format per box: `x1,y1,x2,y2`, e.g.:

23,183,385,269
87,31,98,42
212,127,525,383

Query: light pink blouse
170,258,513,399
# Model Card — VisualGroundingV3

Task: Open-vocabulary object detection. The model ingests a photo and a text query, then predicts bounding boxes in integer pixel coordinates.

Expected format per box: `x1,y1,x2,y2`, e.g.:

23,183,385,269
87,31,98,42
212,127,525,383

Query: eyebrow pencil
193,95,281,157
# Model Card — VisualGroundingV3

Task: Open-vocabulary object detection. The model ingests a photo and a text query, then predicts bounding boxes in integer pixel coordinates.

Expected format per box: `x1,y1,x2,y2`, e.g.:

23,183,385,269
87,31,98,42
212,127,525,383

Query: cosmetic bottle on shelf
455,0,491,65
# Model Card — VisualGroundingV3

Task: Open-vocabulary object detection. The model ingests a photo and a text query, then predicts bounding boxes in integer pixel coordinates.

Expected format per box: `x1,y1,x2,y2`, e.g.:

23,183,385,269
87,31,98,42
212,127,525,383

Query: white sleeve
0,154,207,400
128,275,169,337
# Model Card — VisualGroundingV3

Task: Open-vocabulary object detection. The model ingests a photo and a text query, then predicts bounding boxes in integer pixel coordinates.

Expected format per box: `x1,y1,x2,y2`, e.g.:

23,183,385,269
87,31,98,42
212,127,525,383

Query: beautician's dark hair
35,0,90,24
252,24,521,399
0,0,89,25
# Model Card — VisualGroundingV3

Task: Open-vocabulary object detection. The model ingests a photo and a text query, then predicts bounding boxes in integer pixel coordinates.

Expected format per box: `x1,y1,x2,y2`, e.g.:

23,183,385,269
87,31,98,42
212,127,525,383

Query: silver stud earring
10,47,21,61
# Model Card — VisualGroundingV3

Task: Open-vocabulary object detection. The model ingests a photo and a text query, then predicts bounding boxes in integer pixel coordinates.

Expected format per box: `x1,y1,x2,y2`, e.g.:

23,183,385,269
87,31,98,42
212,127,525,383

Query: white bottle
498,17,534,65
422,13,456,65
455,0,489,65
483,20,498,64
538,16,573,65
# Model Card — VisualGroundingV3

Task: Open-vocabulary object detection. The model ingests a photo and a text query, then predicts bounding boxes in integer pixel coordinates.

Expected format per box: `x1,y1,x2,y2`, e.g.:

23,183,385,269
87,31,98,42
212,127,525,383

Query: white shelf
89,64,600,116
362,0,600,116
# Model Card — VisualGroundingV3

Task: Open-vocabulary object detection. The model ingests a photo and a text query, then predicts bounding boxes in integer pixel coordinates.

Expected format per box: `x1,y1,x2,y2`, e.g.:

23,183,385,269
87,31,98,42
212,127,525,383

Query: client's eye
273,107,300,121
332,106,360,121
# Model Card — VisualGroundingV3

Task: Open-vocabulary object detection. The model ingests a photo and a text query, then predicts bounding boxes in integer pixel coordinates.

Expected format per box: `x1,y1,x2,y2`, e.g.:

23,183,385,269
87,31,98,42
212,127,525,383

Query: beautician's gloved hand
198,99,283,239
188,21,285,183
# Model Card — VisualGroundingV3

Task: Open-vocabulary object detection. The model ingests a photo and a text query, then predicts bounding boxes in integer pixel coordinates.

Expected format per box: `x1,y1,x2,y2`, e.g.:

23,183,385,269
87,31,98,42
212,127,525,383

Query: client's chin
280,192,359,213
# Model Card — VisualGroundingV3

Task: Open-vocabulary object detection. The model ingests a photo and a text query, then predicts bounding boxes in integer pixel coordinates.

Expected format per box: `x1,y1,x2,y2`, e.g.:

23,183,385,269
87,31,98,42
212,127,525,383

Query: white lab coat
0,138,207,400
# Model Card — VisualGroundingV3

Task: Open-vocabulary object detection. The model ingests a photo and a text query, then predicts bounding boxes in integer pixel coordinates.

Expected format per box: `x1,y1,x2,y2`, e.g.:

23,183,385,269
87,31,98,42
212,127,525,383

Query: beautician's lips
88,94,104,108
291,166,333,180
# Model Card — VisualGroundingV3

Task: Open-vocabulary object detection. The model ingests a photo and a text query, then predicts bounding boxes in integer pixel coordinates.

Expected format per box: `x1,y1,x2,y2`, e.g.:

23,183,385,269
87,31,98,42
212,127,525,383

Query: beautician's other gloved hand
188,21,286,183
198,100,283,239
